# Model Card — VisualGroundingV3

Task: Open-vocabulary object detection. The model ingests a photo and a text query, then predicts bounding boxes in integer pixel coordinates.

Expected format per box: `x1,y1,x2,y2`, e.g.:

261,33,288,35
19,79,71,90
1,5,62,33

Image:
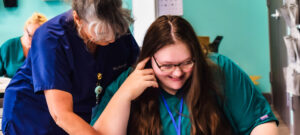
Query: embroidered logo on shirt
113,64,127,71
260,114,269,121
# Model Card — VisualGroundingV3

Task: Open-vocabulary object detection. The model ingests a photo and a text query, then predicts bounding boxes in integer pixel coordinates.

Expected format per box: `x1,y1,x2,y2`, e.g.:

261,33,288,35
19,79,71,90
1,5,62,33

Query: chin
168,84,184,90
96,43,109,46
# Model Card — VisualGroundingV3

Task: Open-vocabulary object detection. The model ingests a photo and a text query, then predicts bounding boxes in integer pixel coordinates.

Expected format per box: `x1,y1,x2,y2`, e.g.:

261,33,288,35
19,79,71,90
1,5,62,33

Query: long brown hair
127,16,232,135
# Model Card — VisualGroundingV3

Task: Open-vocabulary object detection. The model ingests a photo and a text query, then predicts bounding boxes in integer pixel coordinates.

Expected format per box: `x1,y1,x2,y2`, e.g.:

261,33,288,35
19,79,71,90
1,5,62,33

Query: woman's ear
73,11,81,26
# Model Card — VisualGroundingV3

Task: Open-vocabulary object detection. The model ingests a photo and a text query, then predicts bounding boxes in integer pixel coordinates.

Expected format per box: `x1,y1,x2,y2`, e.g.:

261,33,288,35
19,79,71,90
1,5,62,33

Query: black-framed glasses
153,56,194,73
26,28,33,39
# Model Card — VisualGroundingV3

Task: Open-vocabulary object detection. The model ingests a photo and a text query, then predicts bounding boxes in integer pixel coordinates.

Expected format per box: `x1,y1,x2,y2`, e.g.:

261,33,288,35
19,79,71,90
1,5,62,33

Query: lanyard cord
161,93,184,135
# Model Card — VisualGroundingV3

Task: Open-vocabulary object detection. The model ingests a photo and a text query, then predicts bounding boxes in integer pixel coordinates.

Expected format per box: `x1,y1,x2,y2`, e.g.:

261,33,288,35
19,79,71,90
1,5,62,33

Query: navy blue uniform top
2,10,139,135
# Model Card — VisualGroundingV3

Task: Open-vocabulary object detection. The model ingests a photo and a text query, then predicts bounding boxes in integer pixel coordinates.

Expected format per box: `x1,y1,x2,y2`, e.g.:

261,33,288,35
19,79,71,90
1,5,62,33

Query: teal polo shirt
91,53,278,134
0,36,25,78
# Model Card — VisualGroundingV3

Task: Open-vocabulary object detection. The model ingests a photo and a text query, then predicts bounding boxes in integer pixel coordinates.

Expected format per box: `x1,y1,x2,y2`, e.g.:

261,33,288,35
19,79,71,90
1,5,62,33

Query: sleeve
30,28,72,93
211,53,278,134
0,39,11,76
0,46,5,76
90,68,132,126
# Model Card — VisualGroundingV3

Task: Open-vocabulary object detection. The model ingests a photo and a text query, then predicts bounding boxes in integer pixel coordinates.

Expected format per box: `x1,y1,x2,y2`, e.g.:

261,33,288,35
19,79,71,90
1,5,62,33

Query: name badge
113,63,127,71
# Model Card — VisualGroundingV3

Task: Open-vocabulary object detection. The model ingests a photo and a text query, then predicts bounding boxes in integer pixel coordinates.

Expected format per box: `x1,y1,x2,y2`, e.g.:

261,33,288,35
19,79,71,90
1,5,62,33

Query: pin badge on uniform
95,73,103,103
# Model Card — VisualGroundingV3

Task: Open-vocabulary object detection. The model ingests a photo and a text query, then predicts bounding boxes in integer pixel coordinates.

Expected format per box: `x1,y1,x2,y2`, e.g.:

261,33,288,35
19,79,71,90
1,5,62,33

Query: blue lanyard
161,94,184,135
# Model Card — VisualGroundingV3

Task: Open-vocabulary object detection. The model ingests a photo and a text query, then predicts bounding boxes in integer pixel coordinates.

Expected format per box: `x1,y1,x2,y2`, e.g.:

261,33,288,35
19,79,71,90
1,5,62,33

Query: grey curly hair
72,0,133,41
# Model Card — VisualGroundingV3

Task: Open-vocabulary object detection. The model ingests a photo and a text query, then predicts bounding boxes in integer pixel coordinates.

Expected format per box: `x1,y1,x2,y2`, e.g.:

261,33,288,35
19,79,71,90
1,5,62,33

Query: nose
171,66,184,77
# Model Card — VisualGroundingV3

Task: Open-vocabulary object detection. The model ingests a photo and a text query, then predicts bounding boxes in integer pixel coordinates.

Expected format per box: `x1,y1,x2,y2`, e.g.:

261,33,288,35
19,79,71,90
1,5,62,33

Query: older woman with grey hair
2,0,139,134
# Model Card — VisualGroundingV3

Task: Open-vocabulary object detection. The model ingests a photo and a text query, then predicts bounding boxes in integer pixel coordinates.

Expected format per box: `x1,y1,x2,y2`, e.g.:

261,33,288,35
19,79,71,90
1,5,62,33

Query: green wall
123,0,132,9
0,0,70,45
0,0,271,93
182,0,270,93
0,0,134,45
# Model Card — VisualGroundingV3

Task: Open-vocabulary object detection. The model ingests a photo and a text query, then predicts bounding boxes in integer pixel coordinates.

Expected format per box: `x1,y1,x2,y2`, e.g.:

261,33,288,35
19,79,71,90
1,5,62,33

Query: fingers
145,80,159,88
143,74,158,88
136,57,150,70
143,74,156,81
142,69,154,75
137,65,157,88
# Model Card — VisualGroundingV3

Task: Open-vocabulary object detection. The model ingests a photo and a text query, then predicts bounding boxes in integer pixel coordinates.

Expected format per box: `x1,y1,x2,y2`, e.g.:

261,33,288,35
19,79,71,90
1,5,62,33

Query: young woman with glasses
91,15,278,135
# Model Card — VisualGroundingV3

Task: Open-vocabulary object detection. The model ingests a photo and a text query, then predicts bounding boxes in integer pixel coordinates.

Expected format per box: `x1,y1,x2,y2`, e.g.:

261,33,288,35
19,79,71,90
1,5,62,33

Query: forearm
250,122,278,135
93,58,157,134
93,89,132,135
44,89,100,135
55,111,99,135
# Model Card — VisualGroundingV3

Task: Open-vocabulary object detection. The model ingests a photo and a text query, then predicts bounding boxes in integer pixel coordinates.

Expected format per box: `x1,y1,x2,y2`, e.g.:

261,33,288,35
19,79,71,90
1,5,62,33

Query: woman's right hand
118,57,159,101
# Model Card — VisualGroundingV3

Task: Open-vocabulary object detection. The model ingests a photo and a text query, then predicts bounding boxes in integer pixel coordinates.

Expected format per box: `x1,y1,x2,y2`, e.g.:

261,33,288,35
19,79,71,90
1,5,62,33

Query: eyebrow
157,57,193,64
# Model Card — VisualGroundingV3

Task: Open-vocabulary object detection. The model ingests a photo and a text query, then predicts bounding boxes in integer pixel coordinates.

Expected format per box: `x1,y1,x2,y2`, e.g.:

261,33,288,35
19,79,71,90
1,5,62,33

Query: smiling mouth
168,76,184,81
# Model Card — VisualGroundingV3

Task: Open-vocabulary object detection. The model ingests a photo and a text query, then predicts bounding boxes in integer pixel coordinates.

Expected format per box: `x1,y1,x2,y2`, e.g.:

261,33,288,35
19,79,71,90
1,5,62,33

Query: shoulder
208,53,236,69
32,11,75,50
208,52,246,77
105,32,139,63
0,36,21,53
1,37,21,48
114,32,139,48
106,67,133,94
35,10,74,40
44,10,73,29
208,52,252,89
118,33,135,41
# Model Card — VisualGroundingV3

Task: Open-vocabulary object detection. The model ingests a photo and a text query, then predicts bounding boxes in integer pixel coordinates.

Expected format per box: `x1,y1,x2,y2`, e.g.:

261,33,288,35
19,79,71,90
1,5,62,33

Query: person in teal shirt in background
91,15,279,135
0,12,47,77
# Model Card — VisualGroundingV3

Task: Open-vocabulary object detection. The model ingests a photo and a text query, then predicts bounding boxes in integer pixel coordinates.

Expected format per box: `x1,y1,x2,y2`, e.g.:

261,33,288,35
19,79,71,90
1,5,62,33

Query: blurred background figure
0,12,47,78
